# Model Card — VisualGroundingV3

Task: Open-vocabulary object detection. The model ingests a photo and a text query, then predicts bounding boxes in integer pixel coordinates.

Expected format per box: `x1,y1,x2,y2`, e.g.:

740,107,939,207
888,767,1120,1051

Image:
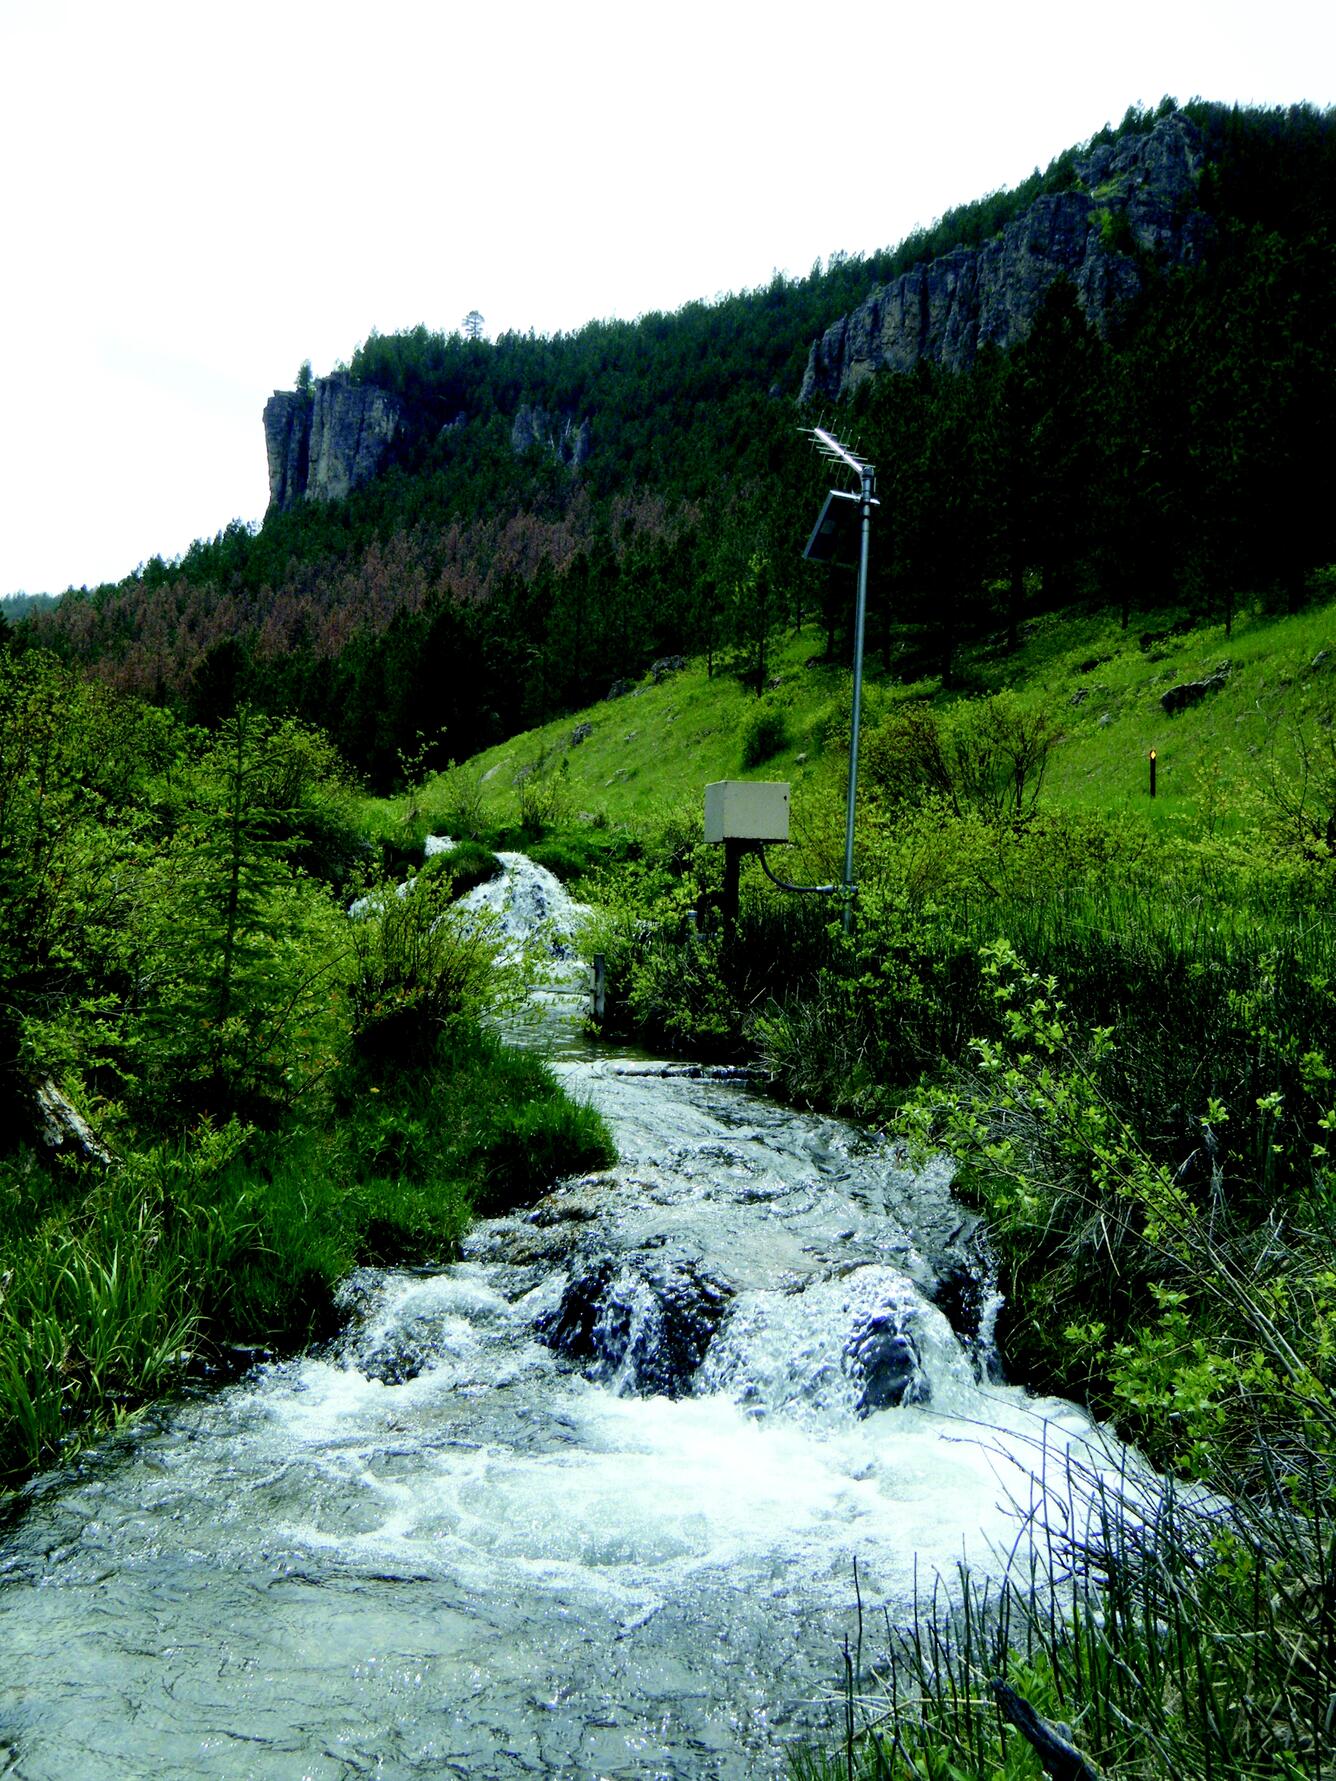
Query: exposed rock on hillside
801,113,1208,402
262,390,312,511
510,404,592,467
308,375,407,503
1161,669,1229,713
263,373,407,511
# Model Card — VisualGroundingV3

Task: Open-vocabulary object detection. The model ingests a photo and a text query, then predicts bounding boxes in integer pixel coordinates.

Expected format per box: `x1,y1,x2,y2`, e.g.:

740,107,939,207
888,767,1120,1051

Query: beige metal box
704,780,790,844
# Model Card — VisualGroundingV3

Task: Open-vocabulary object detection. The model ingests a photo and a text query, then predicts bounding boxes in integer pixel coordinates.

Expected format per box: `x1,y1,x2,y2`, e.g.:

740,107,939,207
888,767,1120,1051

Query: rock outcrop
263,373,407,511
801,113,1208,403
510,404,592,468
536,1255,733,1397
262,390,312,512
35,1078,112,1164
845,1309,930,1414
1160,669,1229,714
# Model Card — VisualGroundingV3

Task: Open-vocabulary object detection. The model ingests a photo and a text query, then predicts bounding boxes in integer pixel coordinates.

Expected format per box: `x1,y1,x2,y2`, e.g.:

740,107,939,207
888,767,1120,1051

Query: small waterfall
454,846,592,963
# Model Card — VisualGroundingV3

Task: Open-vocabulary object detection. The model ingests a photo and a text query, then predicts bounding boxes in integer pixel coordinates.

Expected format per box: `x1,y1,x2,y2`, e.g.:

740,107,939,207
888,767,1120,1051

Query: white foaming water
699,1265,958,1422
456,847,592,963
167,1263,1118,1619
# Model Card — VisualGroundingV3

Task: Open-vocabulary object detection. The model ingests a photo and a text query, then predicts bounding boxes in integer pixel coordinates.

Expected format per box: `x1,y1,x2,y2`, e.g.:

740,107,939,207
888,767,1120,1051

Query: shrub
740,700,789,768
418,840,502,898
433,760,489,841
863,691,1059,822
514,747,572,832
346,873,504,1064
901,938,1336,1479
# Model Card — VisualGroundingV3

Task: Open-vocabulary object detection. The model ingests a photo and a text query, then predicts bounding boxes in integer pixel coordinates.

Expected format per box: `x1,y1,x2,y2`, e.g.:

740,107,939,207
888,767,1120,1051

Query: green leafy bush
739,700,788,767
862,691,1059,822
514,747,572,832
418,840,502,897
346,873,506,1064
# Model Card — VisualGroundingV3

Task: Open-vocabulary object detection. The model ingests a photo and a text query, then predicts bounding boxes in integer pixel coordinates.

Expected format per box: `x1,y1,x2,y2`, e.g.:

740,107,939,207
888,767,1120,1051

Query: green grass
987,600,1336,823
358,591,1336,868
0,1020,613,1495
792,1453,1336,1781
358,625,856,844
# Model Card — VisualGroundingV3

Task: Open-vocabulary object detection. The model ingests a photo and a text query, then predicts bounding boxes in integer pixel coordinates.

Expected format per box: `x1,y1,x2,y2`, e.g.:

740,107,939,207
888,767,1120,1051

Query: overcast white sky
1,0,1332,597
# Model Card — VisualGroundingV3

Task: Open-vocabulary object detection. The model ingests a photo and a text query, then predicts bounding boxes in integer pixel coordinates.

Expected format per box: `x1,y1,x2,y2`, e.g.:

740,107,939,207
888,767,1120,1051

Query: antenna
801,425,876,492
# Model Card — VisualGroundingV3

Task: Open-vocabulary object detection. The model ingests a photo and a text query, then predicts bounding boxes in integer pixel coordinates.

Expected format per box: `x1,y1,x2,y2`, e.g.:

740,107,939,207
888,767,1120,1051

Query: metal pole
842,462,872,932
801,426,876,935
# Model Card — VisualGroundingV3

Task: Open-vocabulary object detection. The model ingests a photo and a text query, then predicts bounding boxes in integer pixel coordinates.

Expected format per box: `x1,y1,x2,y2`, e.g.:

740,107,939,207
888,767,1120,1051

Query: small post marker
1148,748,1158,798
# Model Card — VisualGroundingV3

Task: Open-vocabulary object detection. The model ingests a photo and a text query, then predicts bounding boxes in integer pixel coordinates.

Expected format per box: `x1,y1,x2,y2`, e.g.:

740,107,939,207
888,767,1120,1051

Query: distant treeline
17,101,1336,787
1,593,57,623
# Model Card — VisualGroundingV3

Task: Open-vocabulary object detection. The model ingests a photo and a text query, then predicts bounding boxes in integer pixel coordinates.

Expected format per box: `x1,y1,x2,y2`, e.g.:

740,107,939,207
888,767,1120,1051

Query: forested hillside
18,101,1335,787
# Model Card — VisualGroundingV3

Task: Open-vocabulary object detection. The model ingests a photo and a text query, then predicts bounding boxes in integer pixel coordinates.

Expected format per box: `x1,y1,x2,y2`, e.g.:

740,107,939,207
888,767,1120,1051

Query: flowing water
0,857,1139,1779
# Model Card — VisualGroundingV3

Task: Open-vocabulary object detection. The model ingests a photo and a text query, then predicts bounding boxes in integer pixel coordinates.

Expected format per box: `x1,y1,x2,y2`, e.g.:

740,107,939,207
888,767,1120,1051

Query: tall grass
0,1021,614,1494
794,1443,1336,1780
0,1125,256,1484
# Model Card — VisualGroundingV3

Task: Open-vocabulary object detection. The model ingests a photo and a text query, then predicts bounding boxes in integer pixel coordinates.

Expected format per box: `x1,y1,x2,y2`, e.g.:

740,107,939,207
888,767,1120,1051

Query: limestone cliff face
263,378,592,513
263,390,312,511
510,404,592,468
263,374,406,511
801,113,1208,403
307,375,407,502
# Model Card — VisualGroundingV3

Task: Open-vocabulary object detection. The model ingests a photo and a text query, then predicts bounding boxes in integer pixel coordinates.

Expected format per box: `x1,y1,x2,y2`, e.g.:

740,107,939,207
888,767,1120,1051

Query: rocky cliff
510,404,592,468
263,373,407,511
801,113,1208,403
264,381,592,511
262,390,312,511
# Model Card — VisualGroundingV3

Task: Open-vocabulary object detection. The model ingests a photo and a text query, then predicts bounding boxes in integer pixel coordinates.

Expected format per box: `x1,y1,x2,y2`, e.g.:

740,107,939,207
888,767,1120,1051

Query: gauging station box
704,781,790,845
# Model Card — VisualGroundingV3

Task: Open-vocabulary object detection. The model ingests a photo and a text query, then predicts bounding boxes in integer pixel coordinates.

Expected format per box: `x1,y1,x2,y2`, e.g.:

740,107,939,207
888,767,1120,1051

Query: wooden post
722,839,744,940
1149,748,1157,798
991,1680,1104,1781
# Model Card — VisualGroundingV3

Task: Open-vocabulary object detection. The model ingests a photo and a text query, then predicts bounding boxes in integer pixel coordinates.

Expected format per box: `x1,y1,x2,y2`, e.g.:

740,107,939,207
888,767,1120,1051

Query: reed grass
794,1437,1336,1780
0,1020,614,1495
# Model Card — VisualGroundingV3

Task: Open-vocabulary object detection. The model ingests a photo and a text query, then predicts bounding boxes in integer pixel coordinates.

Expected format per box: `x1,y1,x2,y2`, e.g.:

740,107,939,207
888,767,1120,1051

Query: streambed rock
845,1310,929,1413
536,1255,733,1396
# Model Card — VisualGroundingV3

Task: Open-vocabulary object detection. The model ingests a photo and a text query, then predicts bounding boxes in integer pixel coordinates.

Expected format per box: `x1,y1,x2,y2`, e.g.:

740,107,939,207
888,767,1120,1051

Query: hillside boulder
1160,671,1229,714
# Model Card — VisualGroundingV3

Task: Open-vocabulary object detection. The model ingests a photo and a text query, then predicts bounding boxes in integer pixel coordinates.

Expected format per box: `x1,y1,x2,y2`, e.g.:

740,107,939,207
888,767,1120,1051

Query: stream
0,856,1139,1779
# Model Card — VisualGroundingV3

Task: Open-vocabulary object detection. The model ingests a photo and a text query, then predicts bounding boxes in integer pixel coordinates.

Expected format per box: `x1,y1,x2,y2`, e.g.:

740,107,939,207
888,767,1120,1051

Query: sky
1,0,1333,598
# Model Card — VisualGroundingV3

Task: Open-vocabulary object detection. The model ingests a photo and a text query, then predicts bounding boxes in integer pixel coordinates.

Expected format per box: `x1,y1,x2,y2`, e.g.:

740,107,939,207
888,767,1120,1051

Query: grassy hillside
365,588,1336,851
